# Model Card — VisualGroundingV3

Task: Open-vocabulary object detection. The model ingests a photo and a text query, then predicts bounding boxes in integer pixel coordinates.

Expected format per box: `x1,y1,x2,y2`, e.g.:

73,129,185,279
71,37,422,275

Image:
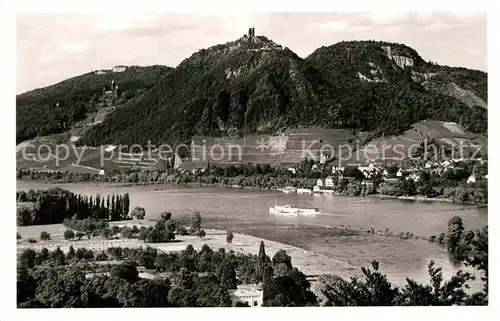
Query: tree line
16,188,130,226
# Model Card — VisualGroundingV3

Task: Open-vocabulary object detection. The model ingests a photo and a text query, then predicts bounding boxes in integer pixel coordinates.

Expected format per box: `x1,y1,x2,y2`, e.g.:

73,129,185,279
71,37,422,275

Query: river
17,180,488,288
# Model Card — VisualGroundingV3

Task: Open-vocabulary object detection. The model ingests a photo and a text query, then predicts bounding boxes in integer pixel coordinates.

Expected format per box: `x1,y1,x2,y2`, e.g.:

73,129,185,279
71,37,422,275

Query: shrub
64,229,75,240
40,231,51,241
177,226,189,236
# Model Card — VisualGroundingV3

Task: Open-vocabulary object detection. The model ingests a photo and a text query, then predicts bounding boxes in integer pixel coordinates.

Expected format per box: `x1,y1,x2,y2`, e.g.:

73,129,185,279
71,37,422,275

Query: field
356,120,487,164
17,141,165,172
16,121,487,171
190,128,362,166
17,222,359,277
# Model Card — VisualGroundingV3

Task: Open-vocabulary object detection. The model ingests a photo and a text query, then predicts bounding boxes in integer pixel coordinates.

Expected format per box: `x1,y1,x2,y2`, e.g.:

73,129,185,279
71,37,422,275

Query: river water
17,180,487,288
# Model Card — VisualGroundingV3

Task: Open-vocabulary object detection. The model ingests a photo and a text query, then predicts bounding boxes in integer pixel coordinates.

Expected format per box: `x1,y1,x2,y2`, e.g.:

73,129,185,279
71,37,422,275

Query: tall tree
190,212,202,233
111,195,116,220
100,198,106,219
123,193,130,218
219,259,237,290
89,195,94,217
226,230,234,245
106,195,111,214
446,216,465,260
257,241,270,282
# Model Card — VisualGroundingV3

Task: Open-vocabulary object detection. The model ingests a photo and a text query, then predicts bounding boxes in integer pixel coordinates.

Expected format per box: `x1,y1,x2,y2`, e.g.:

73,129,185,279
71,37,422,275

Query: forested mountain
17,36,487,148
16,65,172,144
79,35,343,147
306,41,487,136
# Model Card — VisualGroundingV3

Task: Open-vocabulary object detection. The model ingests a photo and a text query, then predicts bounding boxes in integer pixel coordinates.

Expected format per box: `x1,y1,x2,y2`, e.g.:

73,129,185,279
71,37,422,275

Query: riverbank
17,222,361,279
370,194,454,203
369,194,488,206
17,177,487,206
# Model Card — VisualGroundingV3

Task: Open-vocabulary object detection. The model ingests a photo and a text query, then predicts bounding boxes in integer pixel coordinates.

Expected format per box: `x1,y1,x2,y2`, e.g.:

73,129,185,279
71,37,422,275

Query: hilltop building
112,65,127,73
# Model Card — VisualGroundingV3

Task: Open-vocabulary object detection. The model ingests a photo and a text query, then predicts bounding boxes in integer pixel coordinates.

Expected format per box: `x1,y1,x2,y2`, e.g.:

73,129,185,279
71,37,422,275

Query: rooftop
230,283,263,296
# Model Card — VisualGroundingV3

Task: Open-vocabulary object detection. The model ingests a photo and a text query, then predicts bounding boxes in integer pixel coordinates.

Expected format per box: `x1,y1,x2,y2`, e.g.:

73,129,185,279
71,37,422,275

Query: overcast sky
16,12,487,94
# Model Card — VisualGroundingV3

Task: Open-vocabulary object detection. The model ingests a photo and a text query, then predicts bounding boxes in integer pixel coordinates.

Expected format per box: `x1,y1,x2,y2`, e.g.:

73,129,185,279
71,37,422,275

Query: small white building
98,169,105,176
325,176,334,188
319,153,327,164
406,173,420,182
316,179,323,187
441,160,452,168
396,169,403,177
467,175,476,184
424,162,432,169
382,169,389,176
112,65,127,73
297,188,313,194
332,166,345,173
229,284,263,307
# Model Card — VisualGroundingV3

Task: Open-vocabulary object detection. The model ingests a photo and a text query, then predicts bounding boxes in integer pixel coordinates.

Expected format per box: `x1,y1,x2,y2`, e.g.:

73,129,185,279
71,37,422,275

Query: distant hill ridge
16,65,173,144
17,31,487,150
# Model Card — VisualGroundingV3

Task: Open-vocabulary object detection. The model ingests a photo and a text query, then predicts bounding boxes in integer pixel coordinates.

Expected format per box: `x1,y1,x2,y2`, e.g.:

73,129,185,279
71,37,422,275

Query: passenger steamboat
269,201,321,216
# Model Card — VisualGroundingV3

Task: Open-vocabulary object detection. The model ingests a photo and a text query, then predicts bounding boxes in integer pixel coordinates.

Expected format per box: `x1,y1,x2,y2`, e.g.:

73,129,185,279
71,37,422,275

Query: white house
112,65,127,73
396,169,403,177
319,153,327,164
288,167,297,175
98,169,105,176
424,162,432,169
325,176,334,188
382,169,389,176
316,179,323,187
229,284,263,307
441,160,452,167
467,175,476,184
406,173,420,182
332,166,345,173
